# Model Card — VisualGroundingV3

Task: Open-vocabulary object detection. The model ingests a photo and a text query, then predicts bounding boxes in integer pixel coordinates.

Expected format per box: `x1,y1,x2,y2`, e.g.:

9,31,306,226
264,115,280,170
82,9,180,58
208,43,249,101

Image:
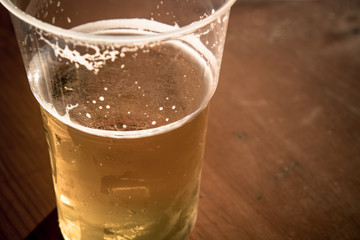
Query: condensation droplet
172,105,176,109
92,100,96,104
152,121,156,125
159,107,163,111
99,96,104,101
106,105,110,109
86,113,91,118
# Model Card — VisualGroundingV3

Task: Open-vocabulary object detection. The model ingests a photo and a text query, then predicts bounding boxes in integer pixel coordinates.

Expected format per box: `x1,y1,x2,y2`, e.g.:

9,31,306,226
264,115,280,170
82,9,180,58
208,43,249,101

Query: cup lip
0,0,236,43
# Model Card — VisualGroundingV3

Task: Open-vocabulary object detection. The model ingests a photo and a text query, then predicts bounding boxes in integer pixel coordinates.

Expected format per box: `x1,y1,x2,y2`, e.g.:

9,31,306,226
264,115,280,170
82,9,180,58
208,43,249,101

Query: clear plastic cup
0,0,236,239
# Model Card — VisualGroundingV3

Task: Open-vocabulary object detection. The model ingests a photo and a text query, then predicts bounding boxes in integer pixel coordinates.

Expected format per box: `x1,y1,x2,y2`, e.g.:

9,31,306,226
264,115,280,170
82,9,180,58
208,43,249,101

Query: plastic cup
0,0,236,239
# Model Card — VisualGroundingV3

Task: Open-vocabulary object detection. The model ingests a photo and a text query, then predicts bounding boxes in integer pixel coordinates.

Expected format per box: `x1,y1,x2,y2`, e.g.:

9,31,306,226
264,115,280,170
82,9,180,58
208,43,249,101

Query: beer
33,20,214,240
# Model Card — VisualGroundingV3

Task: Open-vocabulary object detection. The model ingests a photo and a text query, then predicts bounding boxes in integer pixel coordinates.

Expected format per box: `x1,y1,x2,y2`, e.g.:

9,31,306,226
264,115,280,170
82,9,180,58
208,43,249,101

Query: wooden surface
1,0,360,239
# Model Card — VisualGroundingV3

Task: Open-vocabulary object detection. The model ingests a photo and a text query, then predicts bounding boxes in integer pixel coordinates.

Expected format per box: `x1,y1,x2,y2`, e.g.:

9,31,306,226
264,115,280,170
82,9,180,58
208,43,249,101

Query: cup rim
0,0,236,43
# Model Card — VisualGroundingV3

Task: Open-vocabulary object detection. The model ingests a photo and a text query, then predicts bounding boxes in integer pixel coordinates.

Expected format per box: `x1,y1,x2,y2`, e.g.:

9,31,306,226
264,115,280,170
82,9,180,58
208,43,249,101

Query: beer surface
49,42,207,132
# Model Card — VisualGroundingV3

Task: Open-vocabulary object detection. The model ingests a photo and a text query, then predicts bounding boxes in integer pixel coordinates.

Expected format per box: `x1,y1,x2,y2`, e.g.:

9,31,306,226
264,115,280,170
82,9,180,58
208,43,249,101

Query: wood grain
1,0,360,239
0,4,56,240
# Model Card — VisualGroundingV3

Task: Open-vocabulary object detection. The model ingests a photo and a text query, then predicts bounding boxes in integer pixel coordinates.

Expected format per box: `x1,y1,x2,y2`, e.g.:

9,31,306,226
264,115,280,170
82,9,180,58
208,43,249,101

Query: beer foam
37,34,119,74
36,19,180,74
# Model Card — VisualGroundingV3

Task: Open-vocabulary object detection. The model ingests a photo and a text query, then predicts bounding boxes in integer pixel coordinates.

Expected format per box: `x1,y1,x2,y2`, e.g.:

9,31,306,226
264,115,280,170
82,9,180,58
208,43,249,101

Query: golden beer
37,34,213,240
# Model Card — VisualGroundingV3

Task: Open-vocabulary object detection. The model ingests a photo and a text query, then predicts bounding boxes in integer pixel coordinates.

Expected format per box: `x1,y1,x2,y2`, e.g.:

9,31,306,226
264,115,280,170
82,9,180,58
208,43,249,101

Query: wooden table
1,0,360,239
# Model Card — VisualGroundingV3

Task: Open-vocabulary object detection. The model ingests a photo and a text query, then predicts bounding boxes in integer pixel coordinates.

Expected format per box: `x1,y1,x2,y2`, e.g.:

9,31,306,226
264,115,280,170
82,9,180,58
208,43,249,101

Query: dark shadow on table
25,209,63,240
